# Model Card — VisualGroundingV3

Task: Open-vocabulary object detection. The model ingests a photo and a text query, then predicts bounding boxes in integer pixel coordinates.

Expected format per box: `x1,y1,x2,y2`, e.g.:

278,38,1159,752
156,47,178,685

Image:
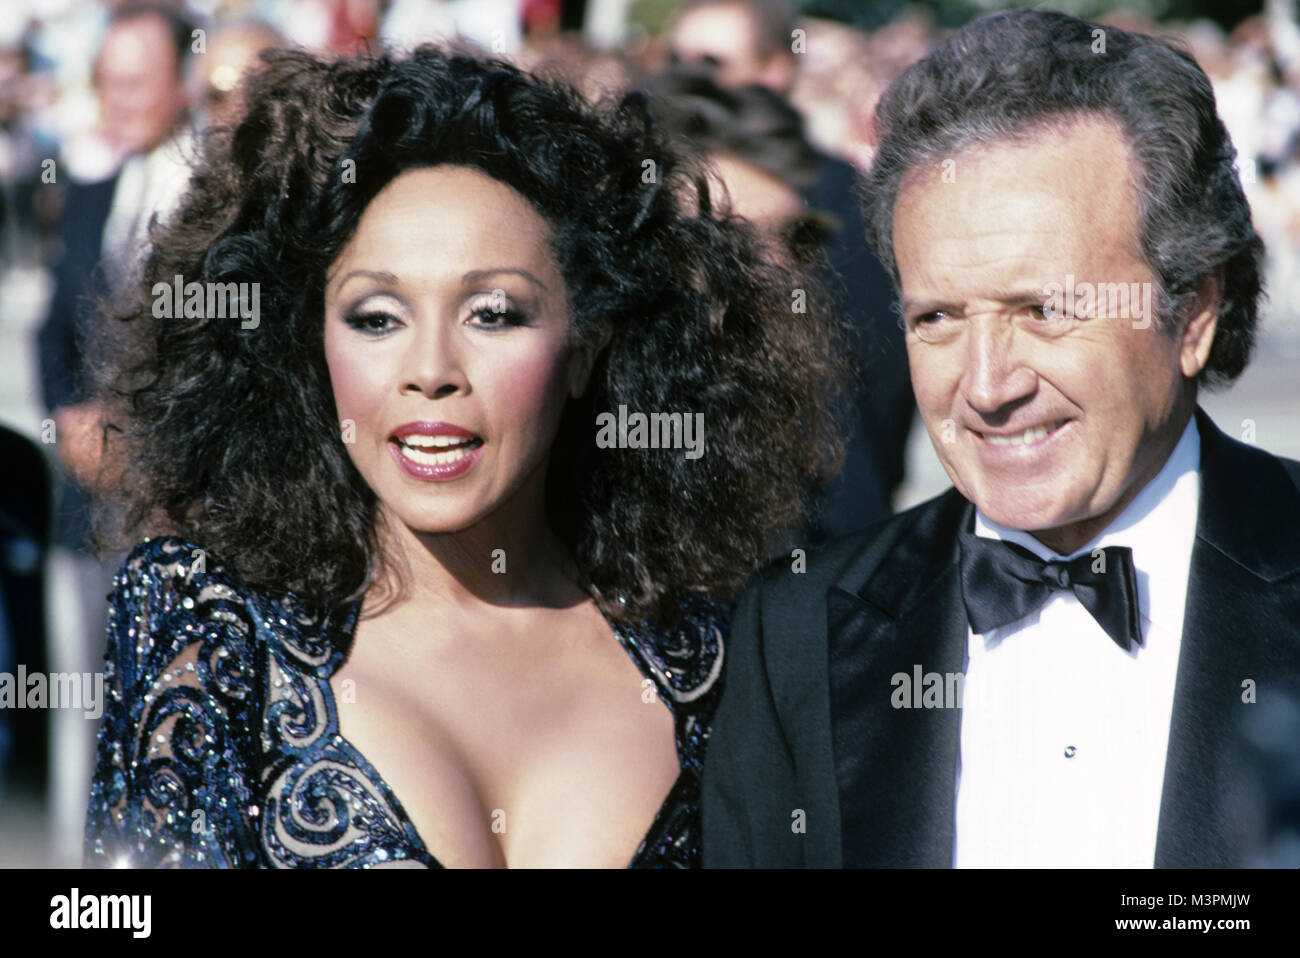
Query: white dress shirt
100,128,195,295
953,416,1201,867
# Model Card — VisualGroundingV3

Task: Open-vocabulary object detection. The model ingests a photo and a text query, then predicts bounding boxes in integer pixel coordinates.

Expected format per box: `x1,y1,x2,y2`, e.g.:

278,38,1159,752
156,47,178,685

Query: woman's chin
374,498,486,538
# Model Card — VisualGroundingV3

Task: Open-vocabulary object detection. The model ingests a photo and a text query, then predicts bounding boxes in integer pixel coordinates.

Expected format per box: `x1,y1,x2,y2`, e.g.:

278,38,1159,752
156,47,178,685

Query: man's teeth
983,423,1059,446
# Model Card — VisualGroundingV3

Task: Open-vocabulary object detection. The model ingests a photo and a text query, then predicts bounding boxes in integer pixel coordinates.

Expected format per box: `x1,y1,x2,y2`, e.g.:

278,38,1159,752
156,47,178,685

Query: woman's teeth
983,422,1062,446
395,436,480,464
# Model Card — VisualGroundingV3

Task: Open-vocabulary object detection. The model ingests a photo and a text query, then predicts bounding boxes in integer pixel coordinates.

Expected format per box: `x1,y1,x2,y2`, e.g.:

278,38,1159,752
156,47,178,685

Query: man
34,1,194,864
667,0,914,537
188,19,283,131
665,0,798,92
702,10,1300,867
39,2,194,450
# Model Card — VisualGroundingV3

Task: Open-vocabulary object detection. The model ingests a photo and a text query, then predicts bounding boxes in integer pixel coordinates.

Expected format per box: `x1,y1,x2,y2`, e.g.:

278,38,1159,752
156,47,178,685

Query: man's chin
963,485,1084,538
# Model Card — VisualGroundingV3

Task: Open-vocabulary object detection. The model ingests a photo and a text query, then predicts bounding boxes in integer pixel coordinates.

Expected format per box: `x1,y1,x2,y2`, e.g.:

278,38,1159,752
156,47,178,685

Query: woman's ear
569,323,613,399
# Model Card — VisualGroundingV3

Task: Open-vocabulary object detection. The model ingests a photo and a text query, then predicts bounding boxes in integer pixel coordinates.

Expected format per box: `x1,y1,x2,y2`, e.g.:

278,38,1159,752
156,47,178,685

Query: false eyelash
343,310,398,333
469,306,529,327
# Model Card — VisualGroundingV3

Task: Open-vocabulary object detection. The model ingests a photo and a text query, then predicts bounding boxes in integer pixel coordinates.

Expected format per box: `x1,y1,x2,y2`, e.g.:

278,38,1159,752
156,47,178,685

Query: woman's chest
255,610,683,867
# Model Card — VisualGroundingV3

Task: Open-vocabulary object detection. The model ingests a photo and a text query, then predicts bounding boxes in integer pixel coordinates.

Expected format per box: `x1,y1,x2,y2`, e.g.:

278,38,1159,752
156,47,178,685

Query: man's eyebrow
901,296,958,316
901,285,1055,314
462,268,548,291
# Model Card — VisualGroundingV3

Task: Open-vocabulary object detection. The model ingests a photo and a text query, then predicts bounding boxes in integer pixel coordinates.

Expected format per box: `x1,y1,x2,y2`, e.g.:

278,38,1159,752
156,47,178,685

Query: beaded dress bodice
84,536,728,868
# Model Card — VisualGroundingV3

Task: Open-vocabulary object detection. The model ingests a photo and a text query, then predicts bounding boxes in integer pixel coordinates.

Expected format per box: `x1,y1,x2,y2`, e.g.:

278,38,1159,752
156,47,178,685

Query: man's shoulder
1278,454,1300,492
1198,409,1300,528
1199,407,1300,483
753,489,963,606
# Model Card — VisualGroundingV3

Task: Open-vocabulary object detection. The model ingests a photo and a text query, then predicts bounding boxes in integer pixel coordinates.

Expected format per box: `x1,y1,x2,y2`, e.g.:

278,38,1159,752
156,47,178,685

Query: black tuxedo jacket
702,407,1300,867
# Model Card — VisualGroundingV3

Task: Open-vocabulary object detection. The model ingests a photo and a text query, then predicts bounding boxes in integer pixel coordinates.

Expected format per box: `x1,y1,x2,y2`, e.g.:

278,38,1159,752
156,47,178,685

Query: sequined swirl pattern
85,536,729,868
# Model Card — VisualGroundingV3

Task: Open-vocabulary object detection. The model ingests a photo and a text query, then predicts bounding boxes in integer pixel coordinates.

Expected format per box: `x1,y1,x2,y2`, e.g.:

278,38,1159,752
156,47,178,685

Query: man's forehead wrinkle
907,249,1074,289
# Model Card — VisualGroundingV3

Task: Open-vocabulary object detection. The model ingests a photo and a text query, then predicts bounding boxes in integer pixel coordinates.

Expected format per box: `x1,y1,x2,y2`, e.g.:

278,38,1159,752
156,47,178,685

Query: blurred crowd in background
0,0,1297,865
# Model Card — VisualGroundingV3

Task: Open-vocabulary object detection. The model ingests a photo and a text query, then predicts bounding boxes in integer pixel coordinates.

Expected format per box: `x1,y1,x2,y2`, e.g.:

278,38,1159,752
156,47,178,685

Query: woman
82,45,846,868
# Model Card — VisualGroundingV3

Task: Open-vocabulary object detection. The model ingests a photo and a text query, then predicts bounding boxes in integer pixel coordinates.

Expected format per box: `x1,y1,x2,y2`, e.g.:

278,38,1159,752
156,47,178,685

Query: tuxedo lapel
1155,408,1300,866
827,489,972,866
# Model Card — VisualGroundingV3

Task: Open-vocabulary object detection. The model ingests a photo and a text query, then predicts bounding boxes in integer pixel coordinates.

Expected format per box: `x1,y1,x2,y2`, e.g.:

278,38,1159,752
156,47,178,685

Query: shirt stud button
1064,745,1077,758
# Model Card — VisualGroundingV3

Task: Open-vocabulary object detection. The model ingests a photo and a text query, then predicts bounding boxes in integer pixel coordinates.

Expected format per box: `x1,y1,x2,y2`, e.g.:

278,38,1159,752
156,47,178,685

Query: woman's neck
371,481,584,615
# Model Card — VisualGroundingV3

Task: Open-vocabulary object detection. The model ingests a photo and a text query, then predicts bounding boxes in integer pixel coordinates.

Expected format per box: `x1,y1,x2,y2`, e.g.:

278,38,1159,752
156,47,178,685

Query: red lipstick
388,421,484,481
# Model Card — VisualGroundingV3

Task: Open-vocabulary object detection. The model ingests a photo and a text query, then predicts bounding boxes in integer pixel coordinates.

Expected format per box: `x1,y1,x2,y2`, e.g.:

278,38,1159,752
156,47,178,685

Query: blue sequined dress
84,536,728,868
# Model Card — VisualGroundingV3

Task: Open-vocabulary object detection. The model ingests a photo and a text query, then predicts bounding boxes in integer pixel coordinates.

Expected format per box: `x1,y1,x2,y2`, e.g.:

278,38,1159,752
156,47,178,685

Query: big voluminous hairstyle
88,44,849,626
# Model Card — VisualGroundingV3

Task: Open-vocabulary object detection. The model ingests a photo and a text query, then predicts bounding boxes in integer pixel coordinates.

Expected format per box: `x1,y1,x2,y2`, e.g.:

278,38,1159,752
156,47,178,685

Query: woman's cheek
329,352,389,445
486,347,574,437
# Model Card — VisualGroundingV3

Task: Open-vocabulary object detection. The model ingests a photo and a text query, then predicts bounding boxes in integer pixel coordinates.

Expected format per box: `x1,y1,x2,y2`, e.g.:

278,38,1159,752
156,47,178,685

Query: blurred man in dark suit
704,10,1300,867
667,0,914,537
35,2,193,862
0,425,51,807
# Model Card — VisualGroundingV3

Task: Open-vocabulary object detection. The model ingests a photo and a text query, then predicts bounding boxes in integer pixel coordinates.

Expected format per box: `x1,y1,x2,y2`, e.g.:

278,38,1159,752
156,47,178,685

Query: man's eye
914,311,949,325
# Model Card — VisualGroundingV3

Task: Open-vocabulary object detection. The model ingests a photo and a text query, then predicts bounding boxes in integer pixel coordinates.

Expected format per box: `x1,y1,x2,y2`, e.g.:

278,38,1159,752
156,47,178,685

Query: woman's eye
344,310,399,333
467,302,527,328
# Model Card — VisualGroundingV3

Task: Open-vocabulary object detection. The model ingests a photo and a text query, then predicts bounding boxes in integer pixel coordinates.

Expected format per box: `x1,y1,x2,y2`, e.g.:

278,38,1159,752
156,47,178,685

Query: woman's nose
402,319,469,398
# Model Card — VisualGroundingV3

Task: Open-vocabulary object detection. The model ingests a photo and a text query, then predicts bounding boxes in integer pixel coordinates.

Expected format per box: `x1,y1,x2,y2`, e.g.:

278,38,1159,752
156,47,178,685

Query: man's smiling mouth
974,419,1070,447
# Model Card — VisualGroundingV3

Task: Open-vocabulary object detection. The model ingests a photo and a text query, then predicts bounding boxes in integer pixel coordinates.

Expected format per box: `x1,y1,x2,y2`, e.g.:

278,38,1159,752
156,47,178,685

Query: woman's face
323,165,591,537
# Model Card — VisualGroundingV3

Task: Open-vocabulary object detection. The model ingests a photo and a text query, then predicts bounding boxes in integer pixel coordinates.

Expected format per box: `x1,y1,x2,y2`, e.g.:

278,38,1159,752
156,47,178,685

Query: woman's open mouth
388,430,485,481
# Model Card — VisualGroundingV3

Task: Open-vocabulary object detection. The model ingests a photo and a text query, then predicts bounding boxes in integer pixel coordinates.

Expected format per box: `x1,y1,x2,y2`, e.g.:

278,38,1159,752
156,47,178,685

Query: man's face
192,28,278,129
668,4,791,92
893,114,1217,553
95,15,188,155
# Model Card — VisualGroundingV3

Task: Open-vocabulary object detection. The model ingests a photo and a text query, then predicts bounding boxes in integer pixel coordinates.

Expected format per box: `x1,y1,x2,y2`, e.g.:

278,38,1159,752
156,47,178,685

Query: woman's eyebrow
462,268,548,291
329,268,399,296
328,267,549,297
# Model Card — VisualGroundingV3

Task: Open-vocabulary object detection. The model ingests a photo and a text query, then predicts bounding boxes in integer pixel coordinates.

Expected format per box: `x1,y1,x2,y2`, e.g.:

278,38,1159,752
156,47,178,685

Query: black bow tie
957,531,1143,651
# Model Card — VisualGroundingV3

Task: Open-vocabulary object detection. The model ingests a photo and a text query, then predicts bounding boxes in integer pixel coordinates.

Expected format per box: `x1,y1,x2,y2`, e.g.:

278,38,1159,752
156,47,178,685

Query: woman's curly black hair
88,44,849,626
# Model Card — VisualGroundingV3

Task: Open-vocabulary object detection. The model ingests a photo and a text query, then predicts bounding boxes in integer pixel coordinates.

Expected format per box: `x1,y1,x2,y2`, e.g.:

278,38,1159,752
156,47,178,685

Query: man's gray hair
860,9,1264,388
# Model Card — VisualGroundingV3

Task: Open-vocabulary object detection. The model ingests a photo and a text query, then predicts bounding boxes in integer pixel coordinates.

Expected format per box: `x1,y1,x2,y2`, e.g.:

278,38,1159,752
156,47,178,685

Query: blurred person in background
0,425,52,815
647,69,821,244
647,70,871,541
665,0,915,540
0,40,51,270
189,18,286,131
664,0,797,90
33,0,195,864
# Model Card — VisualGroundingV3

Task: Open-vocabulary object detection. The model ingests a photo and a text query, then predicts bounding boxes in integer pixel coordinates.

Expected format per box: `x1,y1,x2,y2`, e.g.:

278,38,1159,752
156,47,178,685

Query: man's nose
960,315,1036,414
402,320,469,399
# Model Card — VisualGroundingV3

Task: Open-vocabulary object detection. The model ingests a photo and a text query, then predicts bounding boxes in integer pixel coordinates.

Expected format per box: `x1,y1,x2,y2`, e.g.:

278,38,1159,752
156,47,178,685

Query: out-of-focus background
0,0,1296,867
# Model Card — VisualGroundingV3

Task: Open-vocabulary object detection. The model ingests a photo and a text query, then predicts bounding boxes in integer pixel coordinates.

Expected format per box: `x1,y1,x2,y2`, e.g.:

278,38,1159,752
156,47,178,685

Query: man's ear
1180,269,1221,379
569,323,613,399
